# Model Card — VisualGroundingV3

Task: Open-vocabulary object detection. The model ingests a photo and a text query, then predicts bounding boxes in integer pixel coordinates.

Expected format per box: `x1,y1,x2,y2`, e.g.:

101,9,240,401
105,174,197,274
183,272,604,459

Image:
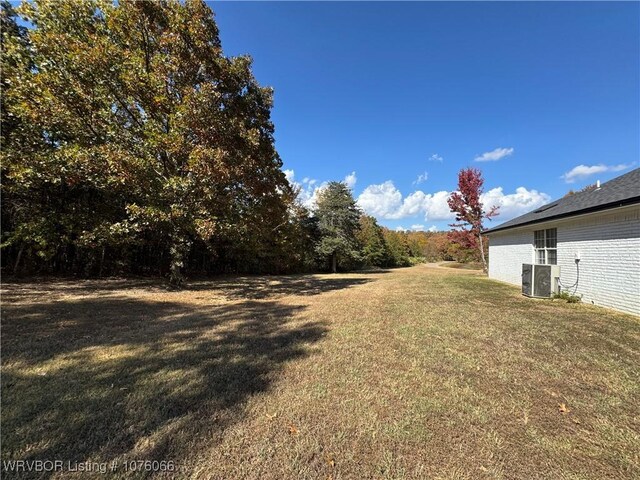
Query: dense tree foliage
1,0,299,283
400,230,474,264
356,215,390,267
447,168,498,272
381,229,411,267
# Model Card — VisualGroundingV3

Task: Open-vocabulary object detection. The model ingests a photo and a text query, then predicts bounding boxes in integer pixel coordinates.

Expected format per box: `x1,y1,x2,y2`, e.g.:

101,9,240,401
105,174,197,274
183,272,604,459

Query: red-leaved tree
447,168,499,272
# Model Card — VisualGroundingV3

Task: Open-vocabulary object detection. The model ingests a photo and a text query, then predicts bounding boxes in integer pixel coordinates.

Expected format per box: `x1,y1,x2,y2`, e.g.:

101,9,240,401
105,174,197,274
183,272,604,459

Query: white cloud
343,171,357,189
357,181,453,221
399,190,453,221
474,147,514,162
429,153,443,162
284,169,295,184
413,171,429,185
284,169,326,209
289,166,551,225
481,187,551,221
285,170,359,209
298,184,326,209
395,226,407,232
410,224,438,232
560,163,634,183
357,181,403,218
357,180,551,224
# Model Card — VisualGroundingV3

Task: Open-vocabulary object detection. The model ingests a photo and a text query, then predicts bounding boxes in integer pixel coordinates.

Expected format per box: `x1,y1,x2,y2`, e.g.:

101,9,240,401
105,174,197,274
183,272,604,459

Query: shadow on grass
186,273,380,300
1,292,328,477
1,272,382,301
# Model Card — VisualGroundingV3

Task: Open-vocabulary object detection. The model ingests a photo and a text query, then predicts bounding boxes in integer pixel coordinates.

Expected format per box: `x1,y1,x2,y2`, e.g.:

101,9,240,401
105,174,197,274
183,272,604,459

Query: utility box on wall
522,264,561,298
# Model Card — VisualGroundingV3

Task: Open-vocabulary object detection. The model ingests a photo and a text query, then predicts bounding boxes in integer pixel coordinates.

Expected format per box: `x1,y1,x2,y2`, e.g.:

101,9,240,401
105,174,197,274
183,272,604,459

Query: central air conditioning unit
522,264,561,298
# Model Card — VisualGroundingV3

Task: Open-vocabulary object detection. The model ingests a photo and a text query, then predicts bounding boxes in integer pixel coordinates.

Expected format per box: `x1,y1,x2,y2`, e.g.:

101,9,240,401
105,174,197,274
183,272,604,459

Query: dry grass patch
2,267,639,479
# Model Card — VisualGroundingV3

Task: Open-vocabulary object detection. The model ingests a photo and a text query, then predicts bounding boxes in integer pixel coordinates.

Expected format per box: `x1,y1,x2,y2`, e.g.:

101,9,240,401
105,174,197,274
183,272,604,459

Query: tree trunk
478,233,488,273
13,244,24,275
331,252,337,273
98,246,106,277
169,231,191,287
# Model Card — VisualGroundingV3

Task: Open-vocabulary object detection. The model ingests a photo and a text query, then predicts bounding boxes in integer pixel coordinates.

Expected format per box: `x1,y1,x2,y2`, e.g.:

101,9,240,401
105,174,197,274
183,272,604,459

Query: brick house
484,168,640,316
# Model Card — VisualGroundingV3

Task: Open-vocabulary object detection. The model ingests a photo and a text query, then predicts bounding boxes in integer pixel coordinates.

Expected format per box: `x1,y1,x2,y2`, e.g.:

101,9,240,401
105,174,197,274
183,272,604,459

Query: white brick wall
488,230,534,285
487,205,640,316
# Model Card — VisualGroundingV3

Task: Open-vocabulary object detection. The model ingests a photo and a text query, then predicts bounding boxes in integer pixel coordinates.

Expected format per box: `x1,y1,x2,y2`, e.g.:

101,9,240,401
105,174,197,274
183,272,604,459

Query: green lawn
2,266,639,479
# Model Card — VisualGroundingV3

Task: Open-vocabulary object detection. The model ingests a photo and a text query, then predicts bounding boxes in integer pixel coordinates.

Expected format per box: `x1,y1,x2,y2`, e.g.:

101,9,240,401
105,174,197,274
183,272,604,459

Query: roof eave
483,196,640,235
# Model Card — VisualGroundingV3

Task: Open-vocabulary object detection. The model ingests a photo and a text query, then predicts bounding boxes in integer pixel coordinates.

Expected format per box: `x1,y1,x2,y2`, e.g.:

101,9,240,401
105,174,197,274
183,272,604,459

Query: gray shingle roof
484,168,640,234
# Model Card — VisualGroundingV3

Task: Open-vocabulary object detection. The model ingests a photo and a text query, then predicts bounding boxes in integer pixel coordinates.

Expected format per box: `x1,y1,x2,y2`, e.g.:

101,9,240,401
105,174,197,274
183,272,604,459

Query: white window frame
534,228,557,265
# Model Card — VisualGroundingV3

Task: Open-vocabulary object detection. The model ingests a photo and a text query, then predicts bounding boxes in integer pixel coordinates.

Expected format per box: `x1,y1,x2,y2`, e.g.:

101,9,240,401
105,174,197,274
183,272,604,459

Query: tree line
1,0,490,283
312,181,481,273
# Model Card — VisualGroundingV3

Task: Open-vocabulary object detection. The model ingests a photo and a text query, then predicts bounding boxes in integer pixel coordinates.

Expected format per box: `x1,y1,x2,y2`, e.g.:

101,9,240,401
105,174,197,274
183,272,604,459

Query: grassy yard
2,266,639,479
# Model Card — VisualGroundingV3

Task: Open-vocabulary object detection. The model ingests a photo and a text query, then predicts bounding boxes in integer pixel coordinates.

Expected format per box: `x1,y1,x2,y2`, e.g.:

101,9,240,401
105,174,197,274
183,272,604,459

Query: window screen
534,228,557,265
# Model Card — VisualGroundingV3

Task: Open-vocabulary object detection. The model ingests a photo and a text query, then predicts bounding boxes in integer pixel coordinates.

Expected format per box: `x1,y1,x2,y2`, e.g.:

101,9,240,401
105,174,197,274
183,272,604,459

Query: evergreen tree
315,182,361,273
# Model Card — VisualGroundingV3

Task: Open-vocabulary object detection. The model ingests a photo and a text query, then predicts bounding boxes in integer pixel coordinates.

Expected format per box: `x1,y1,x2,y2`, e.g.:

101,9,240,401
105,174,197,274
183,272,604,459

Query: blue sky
212,1,639,232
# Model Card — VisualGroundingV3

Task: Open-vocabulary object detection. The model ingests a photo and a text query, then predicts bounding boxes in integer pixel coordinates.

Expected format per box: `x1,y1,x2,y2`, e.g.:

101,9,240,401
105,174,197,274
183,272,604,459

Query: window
534,228,557,265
